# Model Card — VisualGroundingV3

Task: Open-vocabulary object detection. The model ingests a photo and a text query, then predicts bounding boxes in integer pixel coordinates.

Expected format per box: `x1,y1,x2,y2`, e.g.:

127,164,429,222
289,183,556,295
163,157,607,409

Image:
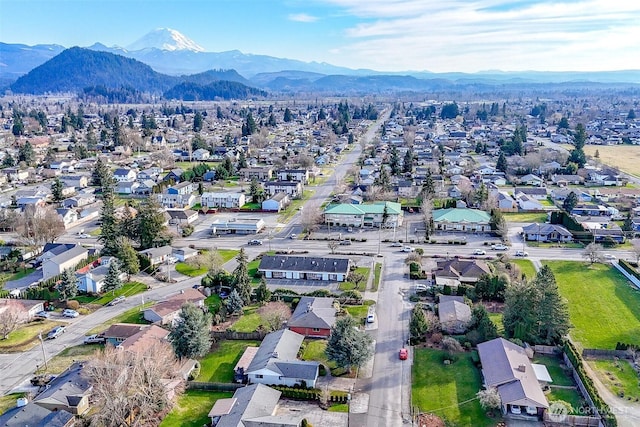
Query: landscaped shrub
66,300,80,310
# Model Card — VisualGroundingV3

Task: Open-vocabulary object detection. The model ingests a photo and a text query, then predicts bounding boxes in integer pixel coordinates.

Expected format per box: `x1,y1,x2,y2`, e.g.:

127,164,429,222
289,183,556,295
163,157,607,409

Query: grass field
91,282,147,305
278,190,315,223
338,266,370,292
488,313,504,336
0,320,66,352
589,359,640,400
196,340,259,383
412,348,497,427
87,302,154,335
160,390,233,427
503,212,548,223
36,344,99,374
372,263,382,291
0,393,25,415
175,263,208,277
228,306,263,332
511,259,537,280
583,145,640,177
545,261,640,349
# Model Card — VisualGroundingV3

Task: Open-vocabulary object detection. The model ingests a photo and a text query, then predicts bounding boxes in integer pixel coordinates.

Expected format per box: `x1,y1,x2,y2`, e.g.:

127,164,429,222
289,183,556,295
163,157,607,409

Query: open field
74,282,148,305
504,212,548,223
87,302,154,335
589,359,640,400
412,348,497,427
160,390,233,427
35,344,99,374
545,261,640,349
511,259,537,280
0,320,66,352
583,145,640,177
228,306,263,333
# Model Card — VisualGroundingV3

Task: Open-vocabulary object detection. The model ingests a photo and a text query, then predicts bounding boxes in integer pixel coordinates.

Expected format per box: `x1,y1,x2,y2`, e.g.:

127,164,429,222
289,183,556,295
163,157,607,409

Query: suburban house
113,168,137,182
158,192,196,209
264,181,303,199
432,258,491,287
115,180,139,195
497,192,518,212
522,224,573,242
55,208,79,227
477,338,550,418
166,181,194,195
103,323,150,346
519,174,544,186
261,192,290,212
276,169,310,184
239,167,273,181
551,174,584,186
166,209,199,225
236,329,319,387
259,255,350,282
62,193,96,208
208,384,302,427
438,295,471,334
201,192,246,209
432,208,491,233
117,324,170,353
210,218,265,235
513,187,547,200
138,246,173,266
42,244,88,279
60,175,88,189
192,148,210,161
143,288,205,325
163,168,184,183
287,296,337,338
323,201,404,228
172,246,199,262
76,257,125,294
32,361,92,415
515,193,544,211
0,299,44,323
0,403,74,427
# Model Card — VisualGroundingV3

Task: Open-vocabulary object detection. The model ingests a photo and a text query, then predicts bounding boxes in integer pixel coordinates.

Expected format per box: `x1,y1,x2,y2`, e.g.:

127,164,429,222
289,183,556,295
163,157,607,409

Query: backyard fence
211,330,267,340
533,345,560,355
544,412,602,426
187,382,243,391
582,349,632,360
612,261,640,290
562,352,606,427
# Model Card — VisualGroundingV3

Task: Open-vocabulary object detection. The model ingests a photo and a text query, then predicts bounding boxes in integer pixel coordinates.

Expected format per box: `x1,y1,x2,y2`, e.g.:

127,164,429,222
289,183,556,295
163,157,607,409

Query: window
255,374,263,379
312,328,320,332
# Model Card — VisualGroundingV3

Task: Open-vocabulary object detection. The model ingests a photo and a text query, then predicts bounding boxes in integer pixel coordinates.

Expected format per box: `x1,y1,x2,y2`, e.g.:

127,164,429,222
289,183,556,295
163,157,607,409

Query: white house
42,245,88,279
264,181,303,199
113,168,137,182
261,192,290,212
276,169,309,184
192,148,210,161
201,192,246,209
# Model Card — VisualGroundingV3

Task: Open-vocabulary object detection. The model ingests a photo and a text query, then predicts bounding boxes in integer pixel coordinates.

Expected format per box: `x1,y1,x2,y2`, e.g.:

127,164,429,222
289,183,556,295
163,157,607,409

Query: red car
399,348,408,360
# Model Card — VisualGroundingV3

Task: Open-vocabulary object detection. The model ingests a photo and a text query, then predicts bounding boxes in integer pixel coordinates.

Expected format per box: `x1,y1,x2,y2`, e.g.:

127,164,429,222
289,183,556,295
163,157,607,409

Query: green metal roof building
324,201,403,228
432,208,491,232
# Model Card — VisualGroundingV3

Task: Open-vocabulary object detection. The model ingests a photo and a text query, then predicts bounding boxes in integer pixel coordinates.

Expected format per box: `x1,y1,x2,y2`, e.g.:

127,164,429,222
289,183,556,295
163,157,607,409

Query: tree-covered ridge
163,81,267,101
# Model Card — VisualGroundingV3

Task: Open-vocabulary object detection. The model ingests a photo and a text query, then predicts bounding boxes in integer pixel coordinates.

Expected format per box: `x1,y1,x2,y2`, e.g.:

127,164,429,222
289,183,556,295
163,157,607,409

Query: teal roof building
324,201,403,228
432,208,491,232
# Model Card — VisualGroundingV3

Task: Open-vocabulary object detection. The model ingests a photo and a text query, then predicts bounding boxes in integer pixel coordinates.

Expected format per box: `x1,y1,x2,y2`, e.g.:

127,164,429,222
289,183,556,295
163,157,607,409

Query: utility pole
38,332,48,372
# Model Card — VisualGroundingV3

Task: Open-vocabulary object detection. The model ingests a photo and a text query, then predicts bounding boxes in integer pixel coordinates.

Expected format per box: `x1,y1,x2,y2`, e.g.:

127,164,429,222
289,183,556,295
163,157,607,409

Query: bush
66,300,80,310
188,362,201,381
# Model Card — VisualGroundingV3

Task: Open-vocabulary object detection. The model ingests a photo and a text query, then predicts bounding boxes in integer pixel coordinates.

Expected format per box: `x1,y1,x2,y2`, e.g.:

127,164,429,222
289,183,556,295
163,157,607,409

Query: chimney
517,364,526,372
307,302,312,312
272,351,279,358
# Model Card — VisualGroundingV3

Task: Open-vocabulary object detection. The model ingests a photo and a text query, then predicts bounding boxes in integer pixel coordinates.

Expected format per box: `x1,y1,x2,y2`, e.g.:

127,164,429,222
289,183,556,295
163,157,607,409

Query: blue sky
2,0,639,73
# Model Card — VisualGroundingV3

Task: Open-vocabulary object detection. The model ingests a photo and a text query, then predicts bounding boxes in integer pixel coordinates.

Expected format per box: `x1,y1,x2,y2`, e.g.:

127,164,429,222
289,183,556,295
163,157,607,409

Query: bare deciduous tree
16,205,65,248
259,302,291,332
364,185,395,202
0,300,22,340
86,341,183,427
300,208,323,234
328,240,339,254
583,242,604,264
150,148,175,169
189,250,223,273
631,242,640,265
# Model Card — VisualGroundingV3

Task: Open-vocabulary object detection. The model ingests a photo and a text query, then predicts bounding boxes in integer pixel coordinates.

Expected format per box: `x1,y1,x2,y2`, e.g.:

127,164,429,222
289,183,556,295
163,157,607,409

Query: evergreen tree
469,305,498,342
2,152,15,167
238,151,247,169
503,281,538,342
169,302,212,359
18,141,34,165
137,197,170,249
326,316,374,373
193,111,204,132
226,289,244,314
533,266,570,345
99,178,120,256
103,261,123,294
375,165,391,191
51,177,64,203
283,107,292,122
232,249,252,304
255,277,271,305
389,146,401,176
241,112,257,136
118,205,138,241
92,158,110,187
627,109,636,120
562,191,578,213
58,268,78,301
249,179,265,203
409,305,429,342
496,152,507,173
116,238,140,280
402,149,414,174
421,171,435,200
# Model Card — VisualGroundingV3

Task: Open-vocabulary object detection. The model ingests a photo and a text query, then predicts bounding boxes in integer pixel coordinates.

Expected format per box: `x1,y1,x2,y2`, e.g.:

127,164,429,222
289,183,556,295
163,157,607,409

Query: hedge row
618,259,640,281
563,340,617,427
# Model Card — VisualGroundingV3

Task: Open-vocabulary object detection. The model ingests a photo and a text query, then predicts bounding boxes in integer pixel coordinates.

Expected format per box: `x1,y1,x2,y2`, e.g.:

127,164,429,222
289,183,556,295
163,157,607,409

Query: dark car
339,240,352,245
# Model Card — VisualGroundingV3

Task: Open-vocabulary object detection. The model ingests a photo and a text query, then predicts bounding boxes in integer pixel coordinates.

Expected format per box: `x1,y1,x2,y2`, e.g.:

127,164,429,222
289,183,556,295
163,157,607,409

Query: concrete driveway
275,399,348,427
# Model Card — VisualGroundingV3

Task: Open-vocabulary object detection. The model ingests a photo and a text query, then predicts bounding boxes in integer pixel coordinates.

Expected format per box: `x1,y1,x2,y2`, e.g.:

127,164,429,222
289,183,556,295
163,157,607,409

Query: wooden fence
582,349,631,360
187,382,243,392
533,345,559,355
544,412,602,426
562,353,605,427
211,330,267,341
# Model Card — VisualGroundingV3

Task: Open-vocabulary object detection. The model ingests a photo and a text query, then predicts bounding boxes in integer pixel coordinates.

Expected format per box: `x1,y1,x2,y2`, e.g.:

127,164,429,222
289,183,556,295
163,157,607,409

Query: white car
77,233,91,239
84,334,106,344
603,253,616,260
108,296,126,306
62,309,79,318
290,234,298,239
390,242,403,247
473,249,486,255
515,250,529,257
491,244,509,251
402,246,415,252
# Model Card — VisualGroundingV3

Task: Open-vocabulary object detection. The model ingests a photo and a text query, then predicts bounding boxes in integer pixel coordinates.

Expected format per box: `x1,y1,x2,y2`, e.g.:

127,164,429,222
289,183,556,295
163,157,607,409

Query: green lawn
412,348,497,427
372,263,382,292
196,340,259,383
0,320,66,352
488,313,504,336
218,249,240,264
175,263,208,277
228,306,263,332
545,261,640,349
338,266,370,292
0,393,25,415
205,294,222,314
247,259,261,284
504,212,548,223
511,259,537,280
160,390,233,427
240,202,261,210
589,359,640,400
532,355,574,387
301,339,339,376
344,301,375,325
547,387,586,414
90,282,148,306
278,190,315,223
527,241,584,249
0,268,35,283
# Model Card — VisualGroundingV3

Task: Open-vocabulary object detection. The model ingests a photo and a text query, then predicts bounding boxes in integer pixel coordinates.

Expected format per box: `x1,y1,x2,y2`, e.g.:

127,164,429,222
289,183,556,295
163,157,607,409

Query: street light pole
38,332,48,372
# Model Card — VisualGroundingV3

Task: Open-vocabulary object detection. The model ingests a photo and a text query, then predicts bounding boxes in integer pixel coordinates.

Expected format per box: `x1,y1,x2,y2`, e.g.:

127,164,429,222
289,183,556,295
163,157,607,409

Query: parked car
290,234,298,239
108,296,126,306
339,240,352,245
34,311,50,319
399,348,408,360
62,309,79,318
47,326,65,339
491,244,509,251
31,374,55,386
515,250,529,257
413,283,429,292
473,249,486,255
603,253,616,260
84,334,106,344
248,239,263,245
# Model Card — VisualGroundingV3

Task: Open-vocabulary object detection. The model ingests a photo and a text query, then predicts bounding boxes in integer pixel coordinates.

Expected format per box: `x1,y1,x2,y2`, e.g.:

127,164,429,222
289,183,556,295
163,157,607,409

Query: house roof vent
517,364,526,372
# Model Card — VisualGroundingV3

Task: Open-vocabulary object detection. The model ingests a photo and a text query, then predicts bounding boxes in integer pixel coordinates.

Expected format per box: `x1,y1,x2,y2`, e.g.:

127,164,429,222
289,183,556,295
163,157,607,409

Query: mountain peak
127,28,204,52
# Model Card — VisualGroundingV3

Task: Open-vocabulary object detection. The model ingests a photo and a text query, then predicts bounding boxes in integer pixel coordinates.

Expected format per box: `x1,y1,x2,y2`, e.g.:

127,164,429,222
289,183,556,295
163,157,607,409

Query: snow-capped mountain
126,28,204,52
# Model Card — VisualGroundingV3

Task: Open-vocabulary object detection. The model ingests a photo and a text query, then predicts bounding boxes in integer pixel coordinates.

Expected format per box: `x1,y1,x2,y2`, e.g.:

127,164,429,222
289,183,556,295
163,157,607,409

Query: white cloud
288,13,319,23
316,0,640,71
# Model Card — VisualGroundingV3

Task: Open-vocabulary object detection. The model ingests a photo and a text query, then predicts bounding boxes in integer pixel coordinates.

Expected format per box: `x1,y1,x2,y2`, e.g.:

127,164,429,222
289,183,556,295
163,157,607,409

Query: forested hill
163,81,267,101
9,47,266,100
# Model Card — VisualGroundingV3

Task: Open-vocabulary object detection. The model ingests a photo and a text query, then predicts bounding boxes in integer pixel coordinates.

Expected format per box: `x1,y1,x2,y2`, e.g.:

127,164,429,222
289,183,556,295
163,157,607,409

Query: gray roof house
287,296,337,338
438,296,471,334
32,361,92,415
258,255,350,282
478,338,549,418
241,329,319,388
209,384,301,427
0,403,74,427
522,223,573,242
